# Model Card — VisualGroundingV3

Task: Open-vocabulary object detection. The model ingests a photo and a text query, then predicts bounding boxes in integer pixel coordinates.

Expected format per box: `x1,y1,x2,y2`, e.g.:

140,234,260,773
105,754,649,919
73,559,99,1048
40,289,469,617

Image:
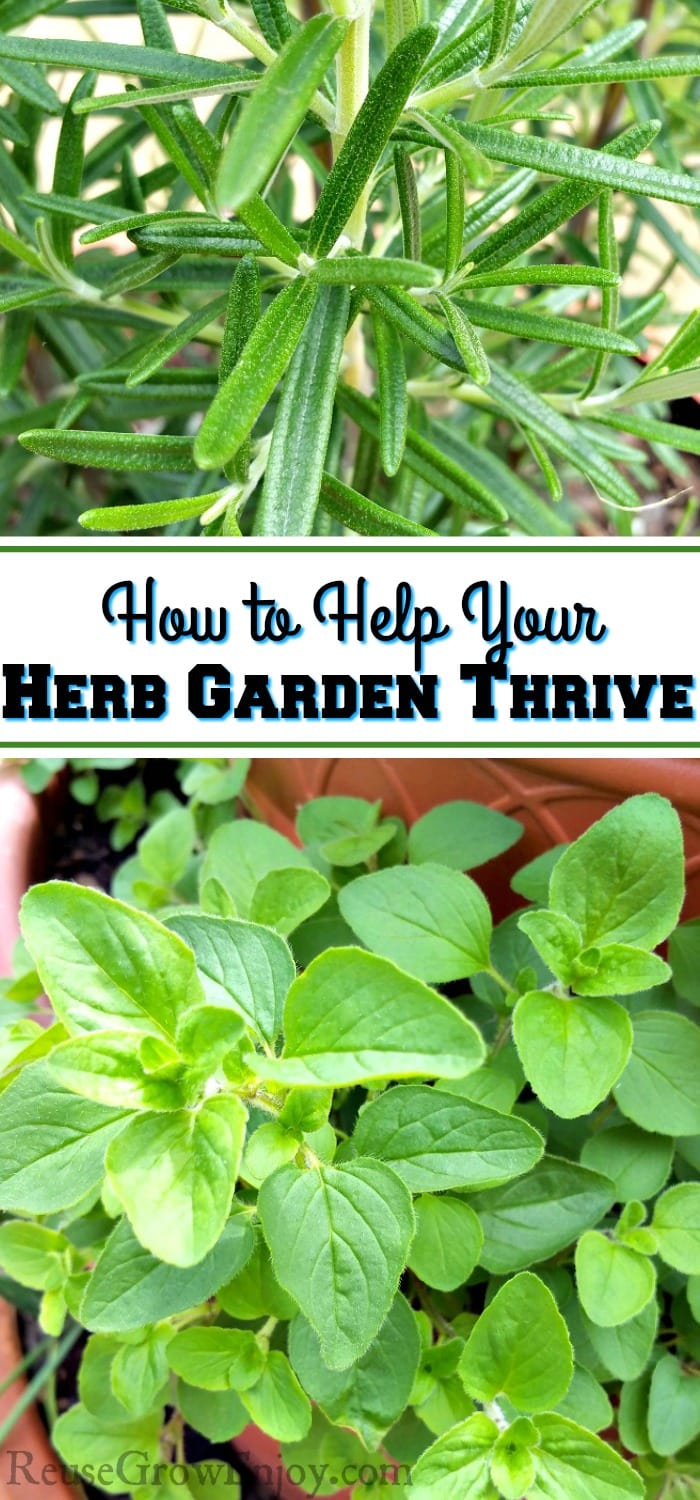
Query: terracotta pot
247,757,700,922
235,1426,351,1500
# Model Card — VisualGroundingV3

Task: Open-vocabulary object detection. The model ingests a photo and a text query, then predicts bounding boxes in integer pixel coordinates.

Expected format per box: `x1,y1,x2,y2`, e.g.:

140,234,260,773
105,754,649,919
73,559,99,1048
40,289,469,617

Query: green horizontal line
0,544,699,555
0,741,698,751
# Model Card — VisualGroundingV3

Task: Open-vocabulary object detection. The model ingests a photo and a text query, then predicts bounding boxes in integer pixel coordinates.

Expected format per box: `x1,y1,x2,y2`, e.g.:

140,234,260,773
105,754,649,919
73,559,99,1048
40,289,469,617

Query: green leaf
495,55,700,88
408,1196,483,1291
237,195,301,269
251,947,486,1086
0,1059,129,1213
394,144,421,261
464,266,622,289
614,1010,700,1135
454,118,700,208
80,494,221,533
529,1414,643,1500
444,147,465,276
549,794,684,950
385,0,419,52
648,1355,700,1456
307,255,439,288
471,1157,616,1273
336,383,508,524
106,1096,247,1266
468,122,660,274
651,1183,700,1273
373,309,407,477
258,1157,414,1369
111,1325,172,1417
487,364,640,511
486,0,517,63
410,1412,500,1500
555,1367,613,1435
353,1084,543,1191
455,295,636,355
81,1214,254,1332
216,16,345,209
307,24,437,257
0,58,61,115
242,1120,299,1186
408,801,523,872
338,864,492,982
48,1031,187,1111
593,413,700,464
50,71,94,266
53,1404,162,1493
19,428,196,472
669,917,700,1006
199,819,309,917
138,807,195,887
413,1337,478,1439
255,285,349,535
570,945,670,998
219,254,261,416
240,1350,312,1442
20,882,203,1042
177,1382,248,1443
167,1326,264,1391
459,1272,573,1412
513,992,633,1118
581,1300,658,1382
516,909,581,983
490,1421,537,1500
289,1294,420,1448
319,471,435,536
575,1231,656,1327
249,868,331,936
194,279,317,471
281,1410,373,1495
166,914,294,1047
437,295,490,384
218,1227,297,1322
0,34,248,85
80,1334,134,1426
580,1124,673,1203
0,1221,72,1291
365,284,465,371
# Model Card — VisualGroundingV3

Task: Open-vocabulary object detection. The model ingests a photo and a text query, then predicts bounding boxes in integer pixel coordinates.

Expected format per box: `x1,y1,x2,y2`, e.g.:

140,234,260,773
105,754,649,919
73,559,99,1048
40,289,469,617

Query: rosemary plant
1,0,699,535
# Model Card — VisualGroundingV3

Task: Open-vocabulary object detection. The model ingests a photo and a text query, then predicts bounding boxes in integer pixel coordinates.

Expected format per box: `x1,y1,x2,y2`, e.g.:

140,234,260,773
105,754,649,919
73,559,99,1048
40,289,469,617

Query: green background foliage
0,773,699,1498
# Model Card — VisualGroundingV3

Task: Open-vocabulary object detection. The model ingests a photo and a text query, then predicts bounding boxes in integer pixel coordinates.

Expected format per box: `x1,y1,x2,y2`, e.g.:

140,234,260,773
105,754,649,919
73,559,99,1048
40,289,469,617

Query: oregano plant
0,0,699,535
0,786,699,1498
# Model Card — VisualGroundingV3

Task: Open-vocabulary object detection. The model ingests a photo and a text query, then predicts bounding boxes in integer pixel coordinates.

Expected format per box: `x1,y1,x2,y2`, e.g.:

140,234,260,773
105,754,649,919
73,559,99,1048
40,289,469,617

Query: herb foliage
0,784,699,1498
0,0,699,535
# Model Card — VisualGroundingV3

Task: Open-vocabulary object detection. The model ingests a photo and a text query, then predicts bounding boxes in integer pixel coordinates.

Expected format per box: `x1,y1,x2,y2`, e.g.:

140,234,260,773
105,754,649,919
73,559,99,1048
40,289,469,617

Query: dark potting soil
20,1301,264,1499
43,760,183,892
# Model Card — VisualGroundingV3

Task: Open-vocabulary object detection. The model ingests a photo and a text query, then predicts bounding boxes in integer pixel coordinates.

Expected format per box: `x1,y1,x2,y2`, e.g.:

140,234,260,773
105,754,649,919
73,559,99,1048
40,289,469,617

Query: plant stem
332,0,372,246
330,0,373,397
213,1,335,127
0,1324,82,1446
410,69,481,113
256,1316,278,1349
0,1337,51,1400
